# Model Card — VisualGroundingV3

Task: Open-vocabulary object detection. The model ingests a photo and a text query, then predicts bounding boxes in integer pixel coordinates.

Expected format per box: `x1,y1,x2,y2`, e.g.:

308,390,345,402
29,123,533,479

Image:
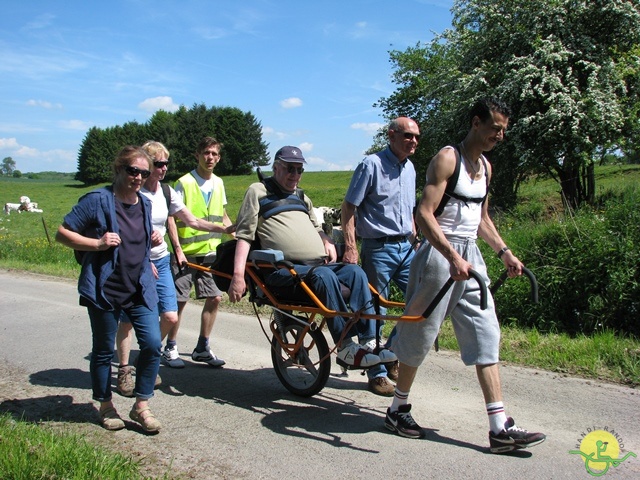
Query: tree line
76,104,270,185
375,0,640,210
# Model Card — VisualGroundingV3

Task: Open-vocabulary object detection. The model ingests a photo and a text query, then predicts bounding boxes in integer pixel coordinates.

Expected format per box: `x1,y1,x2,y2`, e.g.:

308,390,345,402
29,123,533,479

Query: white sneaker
337,342,381,368
191,347,226,367
361,339,398,363
161,345,185,368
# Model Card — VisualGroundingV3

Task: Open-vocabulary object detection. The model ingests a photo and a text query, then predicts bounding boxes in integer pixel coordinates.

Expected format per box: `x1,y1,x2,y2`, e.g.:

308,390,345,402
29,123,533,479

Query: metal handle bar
422,269,487,319
489,266,538,303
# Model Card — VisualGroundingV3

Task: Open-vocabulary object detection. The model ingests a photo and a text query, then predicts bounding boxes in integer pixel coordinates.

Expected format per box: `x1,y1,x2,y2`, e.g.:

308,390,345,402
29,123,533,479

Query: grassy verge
0,413,162,480
433,322,640,386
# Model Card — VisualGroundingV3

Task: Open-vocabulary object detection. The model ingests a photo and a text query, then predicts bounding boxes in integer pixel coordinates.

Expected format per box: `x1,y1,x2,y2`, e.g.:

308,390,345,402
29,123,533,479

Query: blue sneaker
191,346,226,367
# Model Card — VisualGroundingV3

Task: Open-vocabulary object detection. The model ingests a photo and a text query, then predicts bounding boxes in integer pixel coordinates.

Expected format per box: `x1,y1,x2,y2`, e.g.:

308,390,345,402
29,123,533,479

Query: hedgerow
488,186,639,337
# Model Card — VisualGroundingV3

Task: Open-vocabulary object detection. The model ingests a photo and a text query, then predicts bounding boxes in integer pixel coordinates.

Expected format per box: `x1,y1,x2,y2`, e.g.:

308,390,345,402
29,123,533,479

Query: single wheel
270,312,331,397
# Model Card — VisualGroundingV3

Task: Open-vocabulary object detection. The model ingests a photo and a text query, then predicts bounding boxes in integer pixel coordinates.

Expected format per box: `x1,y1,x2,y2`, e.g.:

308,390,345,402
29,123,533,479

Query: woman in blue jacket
56,146,162,433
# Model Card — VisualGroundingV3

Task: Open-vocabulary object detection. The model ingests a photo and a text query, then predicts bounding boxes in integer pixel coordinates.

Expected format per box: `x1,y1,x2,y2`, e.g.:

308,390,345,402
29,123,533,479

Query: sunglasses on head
397,130,421,141
153,160,169,168
282,163,304,175
124,166,151,179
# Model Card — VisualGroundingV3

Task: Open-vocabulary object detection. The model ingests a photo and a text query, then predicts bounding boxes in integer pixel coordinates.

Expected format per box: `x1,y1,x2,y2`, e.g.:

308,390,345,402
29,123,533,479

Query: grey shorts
391,238,500,367
172,255,222,301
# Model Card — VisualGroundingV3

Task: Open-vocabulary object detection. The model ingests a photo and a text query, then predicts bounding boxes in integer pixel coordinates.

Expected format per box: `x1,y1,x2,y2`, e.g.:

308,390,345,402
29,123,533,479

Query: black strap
259,174,308,219
160,183,171,213
434,145,488,217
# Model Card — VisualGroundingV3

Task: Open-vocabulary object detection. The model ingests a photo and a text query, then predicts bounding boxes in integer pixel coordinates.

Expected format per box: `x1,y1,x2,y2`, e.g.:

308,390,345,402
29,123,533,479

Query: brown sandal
99,406,125,431
129,406,161,433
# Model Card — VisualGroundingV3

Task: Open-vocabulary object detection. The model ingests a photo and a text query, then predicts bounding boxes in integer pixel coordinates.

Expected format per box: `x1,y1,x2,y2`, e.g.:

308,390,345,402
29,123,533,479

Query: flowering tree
377,0,640,208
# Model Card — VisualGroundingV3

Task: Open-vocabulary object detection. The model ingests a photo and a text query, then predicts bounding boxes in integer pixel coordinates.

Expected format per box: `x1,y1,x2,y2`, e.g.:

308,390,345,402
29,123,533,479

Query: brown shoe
130,406,162,433
99,406,125,431
387,360,399,382
368,376,395,396
117,366,134,397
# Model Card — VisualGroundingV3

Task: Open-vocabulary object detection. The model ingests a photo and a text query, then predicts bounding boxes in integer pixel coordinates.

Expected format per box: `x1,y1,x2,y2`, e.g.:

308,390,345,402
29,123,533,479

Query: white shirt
140,184,186,260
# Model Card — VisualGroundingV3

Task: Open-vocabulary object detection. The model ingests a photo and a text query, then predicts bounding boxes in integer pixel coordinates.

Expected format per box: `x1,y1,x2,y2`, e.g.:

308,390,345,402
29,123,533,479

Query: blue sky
1,0,453,173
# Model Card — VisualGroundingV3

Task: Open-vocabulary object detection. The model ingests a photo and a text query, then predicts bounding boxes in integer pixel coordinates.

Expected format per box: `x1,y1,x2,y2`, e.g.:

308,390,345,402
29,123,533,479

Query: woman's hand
151,229,163,247
97,232,121,250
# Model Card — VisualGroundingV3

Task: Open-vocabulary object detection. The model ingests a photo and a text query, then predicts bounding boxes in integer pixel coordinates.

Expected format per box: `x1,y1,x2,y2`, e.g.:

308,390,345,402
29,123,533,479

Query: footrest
336,358,376,371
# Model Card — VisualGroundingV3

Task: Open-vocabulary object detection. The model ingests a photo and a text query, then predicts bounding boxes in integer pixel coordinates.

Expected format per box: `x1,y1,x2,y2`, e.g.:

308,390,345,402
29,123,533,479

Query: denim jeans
360,238,415,378
153,254,178,314
87,302,161,401
266,263,376,344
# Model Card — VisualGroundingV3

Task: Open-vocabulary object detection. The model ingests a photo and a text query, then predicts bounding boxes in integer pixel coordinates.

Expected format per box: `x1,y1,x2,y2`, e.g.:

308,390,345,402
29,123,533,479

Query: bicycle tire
270,313,331,397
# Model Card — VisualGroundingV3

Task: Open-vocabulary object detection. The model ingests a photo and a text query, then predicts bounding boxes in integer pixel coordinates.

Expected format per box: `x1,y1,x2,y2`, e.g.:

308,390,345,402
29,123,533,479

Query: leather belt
375,235,408,243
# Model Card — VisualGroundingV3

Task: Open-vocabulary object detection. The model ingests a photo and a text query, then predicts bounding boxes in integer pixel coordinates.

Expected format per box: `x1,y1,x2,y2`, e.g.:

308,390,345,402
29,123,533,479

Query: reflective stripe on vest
175,173,225,255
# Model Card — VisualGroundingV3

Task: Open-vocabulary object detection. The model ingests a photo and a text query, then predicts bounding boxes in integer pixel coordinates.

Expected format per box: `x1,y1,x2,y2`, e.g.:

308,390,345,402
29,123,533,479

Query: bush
491,186,640,337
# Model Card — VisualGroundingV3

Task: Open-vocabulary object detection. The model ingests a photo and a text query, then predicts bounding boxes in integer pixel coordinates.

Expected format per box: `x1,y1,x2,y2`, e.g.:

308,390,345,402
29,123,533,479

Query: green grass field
0,170,351,277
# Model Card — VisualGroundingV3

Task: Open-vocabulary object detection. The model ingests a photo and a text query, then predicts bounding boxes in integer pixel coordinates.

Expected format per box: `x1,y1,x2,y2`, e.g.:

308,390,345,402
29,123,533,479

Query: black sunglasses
283,164,304,175
153,161,169,168
124,166,151,179
397,130,421,141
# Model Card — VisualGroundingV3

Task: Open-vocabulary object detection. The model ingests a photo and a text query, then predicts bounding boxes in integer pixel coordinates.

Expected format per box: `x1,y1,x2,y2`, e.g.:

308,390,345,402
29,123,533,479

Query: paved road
1,270,639,479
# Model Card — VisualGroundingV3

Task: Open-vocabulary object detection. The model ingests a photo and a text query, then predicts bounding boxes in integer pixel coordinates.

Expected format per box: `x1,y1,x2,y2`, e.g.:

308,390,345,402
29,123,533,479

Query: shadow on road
155,360,493,454
1,394,96,424
11,360,515,455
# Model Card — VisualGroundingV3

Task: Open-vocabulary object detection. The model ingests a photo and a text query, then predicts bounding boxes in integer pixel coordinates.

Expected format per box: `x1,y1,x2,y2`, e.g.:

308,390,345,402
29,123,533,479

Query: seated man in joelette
228,146,396,382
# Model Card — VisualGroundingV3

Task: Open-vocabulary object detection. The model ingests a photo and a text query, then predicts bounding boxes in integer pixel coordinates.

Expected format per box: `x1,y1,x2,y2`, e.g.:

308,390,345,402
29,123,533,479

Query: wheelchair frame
187,249,536,398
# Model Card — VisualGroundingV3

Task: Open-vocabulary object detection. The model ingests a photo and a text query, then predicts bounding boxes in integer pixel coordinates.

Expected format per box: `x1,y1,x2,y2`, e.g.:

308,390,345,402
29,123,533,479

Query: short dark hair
196,136,223,155
469,98,512,126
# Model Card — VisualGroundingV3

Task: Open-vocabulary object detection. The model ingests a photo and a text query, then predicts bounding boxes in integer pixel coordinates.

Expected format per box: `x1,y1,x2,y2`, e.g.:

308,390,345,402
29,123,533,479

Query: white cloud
305,155,350,172
59,120,92,131
193,26,228,40
0,138,20,149
0,137,76,172
298,142,313,152
351,122,385,135
23,13,56,31
280,97,303,109
138,96,180,113
262,126,288,140
349,21,369,39
16,145,40,157
26,99,62,109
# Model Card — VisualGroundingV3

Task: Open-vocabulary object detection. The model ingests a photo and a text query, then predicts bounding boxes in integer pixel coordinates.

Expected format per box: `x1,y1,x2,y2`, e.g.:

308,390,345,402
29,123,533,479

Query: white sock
390,388,409,412
487,401,508,434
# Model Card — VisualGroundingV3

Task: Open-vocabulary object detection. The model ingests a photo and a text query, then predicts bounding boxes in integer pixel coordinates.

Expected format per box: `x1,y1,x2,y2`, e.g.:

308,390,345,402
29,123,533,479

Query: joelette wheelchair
185,243,522,397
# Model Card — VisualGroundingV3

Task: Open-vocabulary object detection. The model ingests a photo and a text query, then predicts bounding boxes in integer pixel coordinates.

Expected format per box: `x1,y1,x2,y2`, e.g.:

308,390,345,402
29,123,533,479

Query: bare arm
173,207,235,235
166,216,186,266
55,224,121,252
319,230,337,263
415,147,472,280
228,238,252,302
340,200,358,264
